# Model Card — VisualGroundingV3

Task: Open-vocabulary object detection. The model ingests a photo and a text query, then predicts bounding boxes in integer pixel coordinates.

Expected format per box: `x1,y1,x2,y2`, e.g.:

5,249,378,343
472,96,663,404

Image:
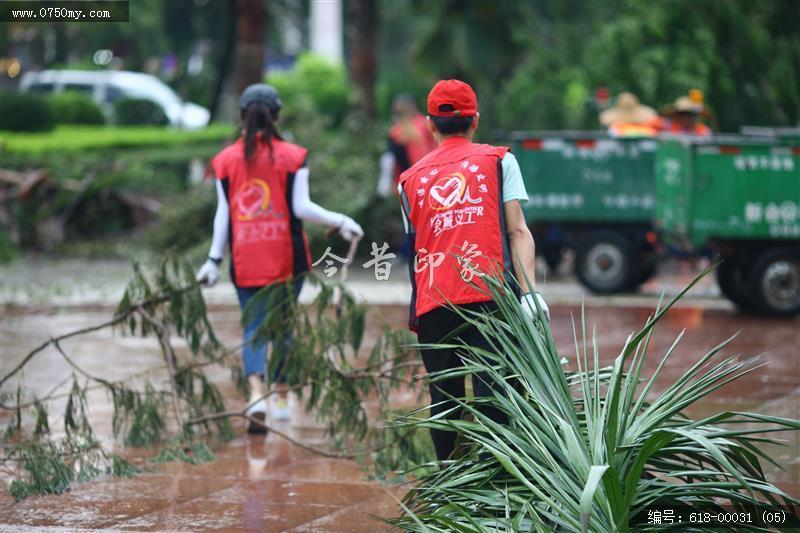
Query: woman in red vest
196,84,363,432
398,79,549,460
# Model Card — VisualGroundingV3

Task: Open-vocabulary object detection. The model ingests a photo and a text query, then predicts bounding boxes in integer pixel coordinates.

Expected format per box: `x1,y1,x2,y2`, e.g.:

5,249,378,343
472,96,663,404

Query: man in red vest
376,94,437,197
398,79,549,460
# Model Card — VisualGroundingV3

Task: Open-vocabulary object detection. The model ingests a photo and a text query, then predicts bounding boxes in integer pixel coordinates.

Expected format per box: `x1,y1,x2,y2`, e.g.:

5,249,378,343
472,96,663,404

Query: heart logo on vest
429,173,466,211
235,179,271,221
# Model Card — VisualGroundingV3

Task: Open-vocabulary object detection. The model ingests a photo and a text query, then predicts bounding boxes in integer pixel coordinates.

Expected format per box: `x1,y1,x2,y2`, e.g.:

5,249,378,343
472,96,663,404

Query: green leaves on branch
243,272,424,457
3,257,431,502
3,256,229,501
149,439,215,466
116,256,220,360
111,383,167,448
5,376,139,502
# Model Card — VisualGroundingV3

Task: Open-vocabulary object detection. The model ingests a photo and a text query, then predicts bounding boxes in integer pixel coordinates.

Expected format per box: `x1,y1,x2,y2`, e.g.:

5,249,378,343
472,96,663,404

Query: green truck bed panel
655,139,800,250
510,133,656,224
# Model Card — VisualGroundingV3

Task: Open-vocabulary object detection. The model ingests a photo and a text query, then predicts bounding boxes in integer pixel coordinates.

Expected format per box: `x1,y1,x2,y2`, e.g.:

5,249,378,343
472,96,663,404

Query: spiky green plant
390,270,799,532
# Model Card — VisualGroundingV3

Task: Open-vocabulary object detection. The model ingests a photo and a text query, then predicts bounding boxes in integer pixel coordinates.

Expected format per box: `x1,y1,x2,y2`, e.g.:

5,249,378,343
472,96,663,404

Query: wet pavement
0,434,406,531
1,260,798,531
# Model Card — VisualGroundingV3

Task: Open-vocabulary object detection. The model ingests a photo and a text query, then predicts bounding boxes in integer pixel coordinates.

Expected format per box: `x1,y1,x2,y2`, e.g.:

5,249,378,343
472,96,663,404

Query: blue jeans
236,278,304,384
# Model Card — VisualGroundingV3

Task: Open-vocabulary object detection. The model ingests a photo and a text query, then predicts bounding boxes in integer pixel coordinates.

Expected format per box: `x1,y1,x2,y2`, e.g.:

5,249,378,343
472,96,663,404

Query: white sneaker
271,395,291,422
245,398,268,434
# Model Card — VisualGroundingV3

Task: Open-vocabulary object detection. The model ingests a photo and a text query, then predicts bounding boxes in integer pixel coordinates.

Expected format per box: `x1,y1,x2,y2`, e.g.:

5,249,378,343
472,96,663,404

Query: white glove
196,259,221,287
520,291,550,322
338,215,364,241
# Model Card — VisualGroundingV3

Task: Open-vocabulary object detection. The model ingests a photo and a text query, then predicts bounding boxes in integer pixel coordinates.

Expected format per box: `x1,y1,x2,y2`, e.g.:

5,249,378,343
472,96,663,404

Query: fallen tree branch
0,316,130,389
0,287,194,389
2,262,428,480
136,307,184,429
52,341,114,389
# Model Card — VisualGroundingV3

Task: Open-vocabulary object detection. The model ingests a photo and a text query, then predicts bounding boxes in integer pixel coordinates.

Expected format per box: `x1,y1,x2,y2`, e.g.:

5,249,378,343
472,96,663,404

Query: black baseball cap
239,84,282,115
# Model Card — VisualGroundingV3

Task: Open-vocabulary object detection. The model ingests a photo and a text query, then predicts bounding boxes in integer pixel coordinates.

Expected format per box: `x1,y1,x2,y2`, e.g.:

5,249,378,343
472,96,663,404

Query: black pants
418,303,508,461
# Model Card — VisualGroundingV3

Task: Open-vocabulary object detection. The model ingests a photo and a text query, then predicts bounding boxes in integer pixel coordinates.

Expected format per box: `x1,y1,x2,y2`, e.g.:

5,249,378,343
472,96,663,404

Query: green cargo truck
740,126,800,144
655,136,800,315
511,131,658,293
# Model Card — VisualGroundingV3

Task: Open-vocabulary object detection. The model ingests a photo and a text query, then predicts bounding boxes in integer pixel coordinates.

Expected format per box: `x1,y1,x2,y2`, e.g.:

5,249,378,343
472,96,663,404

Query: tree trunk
345,0,377,114
235,0,268,94
209,0,237,121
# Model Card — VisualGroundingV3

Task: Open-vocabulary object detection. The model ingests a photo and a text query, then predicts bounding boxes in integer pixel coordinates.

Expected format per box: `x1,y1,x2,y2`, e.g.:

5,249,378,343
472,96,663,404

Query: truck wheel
575,231,636,294
749,247,800,316
716,260,755,311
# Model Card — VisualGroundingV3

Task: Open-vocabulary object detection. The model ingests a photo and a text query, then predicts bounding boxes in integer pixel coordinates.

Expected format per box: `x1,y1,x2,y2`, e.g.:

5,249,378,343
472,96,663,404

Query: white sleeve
376,151,396,197
208,180,229,260
291,167,345,226
501,152,529,204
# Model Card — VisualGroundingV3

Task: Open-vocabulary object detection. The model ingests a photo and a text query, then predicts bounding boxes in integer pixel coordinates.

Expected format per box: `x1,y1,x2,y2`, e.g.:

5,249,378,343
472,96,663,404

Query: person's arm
292,167,363,240
376,151,396,198
504,199,536,292
196,179,229,286
209,180,229,259
502,152,549,320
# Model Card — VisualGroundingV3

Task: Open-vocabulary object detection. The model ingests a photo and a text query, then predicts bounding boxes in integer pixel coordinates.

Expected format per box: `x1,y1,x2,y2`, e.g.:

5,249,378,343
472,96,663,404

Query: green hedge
49,93,105,125
0,124,234,155
0,92,55,132
267,53,350,125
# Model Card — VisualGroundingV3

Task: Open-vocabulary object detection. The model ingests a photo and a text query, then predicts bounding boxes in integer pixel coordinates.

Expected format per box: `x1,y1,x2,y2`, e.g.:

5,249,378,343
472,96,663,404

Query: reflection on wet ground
1,301,798,531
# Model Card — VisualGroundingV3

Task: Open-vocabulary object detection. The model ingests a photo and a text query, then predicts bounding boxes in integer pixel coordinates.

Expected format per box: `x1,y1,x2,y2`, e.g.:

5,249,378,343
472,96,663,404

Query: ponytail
242,102,283,162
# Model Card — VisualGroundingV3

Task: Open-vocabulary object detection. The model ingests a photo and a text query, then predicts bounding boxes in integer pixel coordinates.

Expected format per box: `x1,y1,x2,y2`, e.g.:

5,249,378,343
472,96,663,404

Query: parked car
18,70,210,129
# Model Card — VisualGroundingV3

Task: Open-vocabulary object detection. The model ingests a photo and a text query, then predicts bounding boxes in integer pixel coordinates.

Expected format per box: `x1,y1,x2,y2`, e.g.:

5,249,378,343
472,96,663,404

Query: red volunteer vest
211,137,312,288
399,137,511,327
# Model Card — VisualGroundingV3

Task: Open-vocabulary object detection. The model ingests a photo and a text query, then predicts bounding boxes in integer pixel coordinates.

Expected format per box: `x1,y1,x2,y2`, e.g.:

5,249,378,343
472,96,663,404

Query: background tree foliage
379,0,799,132
5,0,796,130
581,0,800,131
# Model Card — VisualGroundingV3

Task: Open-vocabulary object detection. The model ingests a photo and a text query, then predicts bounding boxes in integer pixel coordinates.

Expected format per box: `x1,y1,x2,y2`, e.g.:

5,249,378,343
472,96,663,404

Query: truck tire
749,247,800,316
716,259,756,311
575,231,636,294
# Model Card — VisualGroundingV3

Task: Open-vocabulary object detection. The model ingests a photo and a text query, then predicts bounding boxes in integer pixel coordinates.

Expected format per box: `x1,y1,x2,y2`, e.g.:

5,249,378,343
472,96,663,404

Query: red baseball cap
427,79,478,117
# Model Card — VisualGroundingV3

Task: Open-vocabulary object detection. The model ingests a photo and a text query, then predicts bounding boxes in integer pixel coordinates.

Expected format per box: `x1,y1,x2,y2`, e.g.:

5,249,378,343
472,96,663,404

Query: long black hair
242,102,283,162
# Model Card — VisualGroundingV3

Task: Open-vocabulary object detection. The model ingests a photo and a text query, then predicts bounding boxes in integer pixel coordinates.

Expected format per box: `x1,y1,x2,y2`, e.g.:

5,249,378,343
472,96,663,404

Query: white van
19,70,210,129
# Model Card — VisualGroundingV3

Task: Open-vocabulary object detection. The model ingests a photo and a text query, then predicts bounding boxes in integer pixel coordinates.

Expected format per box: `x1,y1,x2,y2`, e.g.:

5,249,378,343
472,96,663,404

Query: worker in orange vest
655,94,712,137
599,92,658,138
